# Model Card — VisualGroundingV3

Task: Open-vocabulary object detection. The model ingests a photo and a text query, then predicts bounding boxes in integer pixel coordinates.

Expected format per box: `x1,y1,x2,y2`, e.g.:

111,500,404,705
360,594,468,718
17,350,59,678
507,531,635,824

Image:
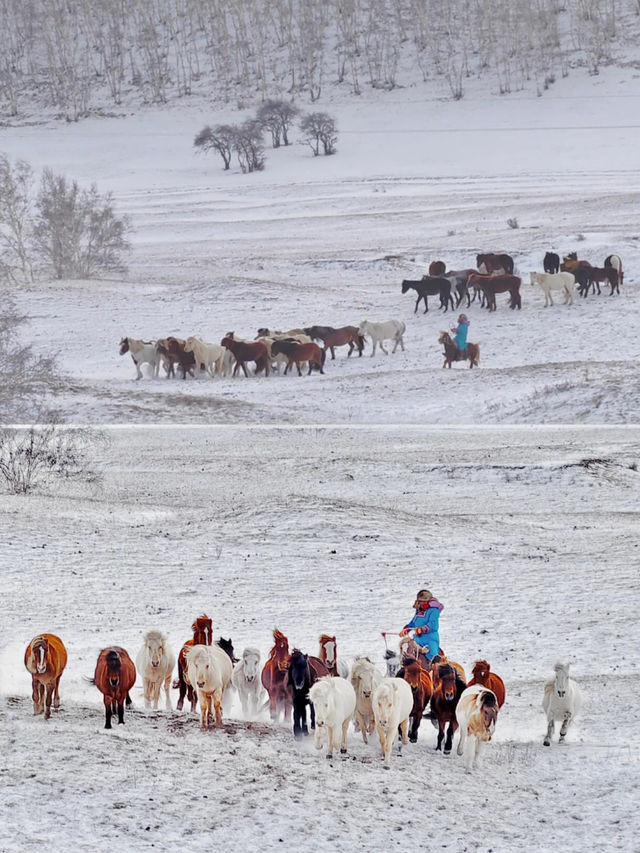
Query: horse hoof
543,739,550,746
409,736,417,744
326,753,333,760
443,748,451,755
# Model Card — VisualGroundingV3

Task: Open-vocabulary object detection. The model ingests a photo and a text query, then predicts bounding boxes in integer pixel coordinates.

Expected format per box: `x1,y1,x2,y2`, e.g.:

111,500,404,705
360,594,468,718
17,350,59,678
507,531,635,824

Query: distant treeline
0,0,632,120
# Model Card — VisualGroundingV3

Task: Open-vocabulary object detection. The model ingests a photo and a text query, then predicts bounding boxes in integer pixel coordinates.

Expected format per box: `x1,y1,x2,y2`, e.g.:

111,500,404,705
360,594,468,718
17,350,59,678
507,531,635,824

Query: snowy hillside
1,426,639,852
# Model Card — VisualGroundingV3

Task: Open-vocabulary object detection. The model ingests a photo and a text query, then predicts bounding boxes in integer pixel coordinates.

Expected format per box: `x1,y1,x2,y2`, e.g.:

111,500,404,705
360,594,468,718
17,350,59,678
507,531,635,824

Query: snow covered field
3,65,640,423
1,426,639,852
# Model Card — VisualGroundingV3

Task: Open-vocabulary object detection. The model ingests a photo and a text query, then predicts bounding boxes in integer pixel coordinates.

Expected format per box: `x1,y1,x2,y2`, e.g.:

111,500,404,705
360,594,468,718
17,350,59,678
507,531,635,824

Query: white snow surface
2,65,640,423
1,426,639,852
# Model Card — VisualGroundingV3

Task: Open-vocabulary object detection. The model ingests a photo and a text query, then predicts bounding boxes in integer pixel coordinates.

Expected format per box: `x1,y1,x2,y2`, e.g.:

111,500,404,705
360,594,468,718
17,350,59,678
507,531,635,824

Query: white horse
543,662,582,746
184,336,225,377
119,337,159,379
309,676,357,759
358,319,406,356
136,630,175,711
185,644,233,730
456,684,499,772
231,647,265,717
530,271,574,307
350,657,383,743
372,677,413,768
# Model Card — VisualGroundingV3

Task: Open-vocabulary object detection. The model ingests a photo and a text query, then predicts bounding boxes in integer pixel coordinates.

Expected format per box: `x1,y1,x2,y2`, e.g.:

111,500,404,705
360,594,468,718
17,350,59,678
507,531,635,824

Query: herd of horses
401,251,624,316
23,620,581,772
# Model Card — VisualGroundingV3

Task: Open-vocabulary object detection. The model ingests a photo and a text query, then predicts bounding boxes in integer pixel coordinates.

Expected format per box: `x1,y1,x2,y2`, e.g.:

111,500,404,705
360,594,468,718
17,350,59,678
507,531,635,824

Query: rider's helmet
414,589,433,610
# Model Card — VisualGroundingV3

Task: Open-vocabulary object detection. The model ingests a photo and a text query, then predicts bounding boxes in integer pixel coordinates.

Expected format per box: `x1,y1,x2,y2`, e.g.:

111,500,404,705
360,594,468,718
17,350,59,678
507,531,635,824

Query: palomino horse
397,658,433,743
430,662,467,754
185,643,233,730
438,331,480,369
221,334,270,377
543,662,582,746
401,277,454,313
24,634,68,719
119,337,159,380
468,273,521,311
372,677,414,769
467,660,506,708
136,629,176,711
184,336,225,376
287,649,329,738
303,326,365,359
350,657,383,743
176,614,213,712
476,252,514,275
261,628,292,721
92,647,137,729
318,634,349,678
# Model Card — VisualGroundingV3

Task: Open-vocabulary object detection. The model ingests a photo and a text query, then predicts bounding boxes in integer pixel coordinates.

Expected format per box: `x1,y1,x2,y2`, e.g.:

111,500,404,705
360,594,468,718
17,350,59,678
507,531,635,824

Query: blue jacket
454,321,469,350
404,599,443,659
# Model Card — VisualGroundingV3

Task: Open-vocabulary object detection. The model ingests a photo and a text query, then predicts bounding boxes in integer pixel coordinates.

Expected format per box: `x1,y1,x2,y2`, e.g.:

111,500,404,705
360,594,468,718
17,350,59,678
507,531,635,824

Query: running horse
397,657,433,743
467,660,506,708
92,647,137,729
176,614,213,712
318,634,348,678
24,633,68,719
303,325,364,359
438,330,480,369
261,628,293,721
287,648,329,738
430,662,467,754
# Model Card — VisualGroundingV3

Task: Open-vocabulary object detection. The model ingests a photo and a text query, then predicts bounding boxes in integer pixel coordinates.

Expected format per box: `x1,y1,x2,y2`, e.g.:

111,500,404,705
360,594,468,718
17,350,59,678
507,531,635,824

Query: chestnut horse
303,325,364,359
397,658,433,743
176,614,213,712
261,628,292,721
92,647,136,729
24,633,68,719
271,339,326,375
428,260,446,277
468,273,521,311
430,662,467,754
438,331,480,369
476,252,514,275
221,334,270,377
468,660,506,708
318,634,348,678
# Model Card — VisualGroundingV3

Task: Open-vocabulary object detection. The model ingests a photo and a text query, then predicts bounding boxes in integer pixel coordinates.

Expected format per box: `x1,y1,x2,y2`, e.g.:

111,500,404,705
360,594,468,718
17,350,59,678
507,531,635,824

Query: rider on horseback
451,314,469,357
399,589,443,663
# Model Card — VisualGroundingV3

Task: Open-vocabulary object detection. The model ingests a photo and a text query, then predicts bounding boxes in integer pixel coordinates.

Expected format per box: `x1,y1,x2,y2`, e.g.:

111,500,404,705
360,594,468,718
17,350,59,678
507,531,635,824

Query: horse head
144,630,166,668
319,634,337,666
271,629,290,670
192,614,212,646
288,649,309,691
436,664,457,701
401,280,412,294
119,337,130,355
554,662,571,697
106,650,122,688
472,660,491,682
31,636,49,674
241,647,261,682
217,637,238,664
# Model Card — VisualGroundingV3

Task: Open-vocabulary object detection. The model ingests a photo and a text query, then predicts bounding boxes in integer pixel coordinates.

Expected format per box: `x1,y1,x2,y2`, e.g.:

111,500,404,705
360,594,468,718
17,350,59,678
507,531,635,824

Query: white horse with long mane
231,647,265,717
350,657,383,743
136,630,176,711
309,676,357,759
530,271,574,307
119,337,159,379
185,644,233,729
456,684,499,771
358,319,406,356
543,662,582,746
372,676,413,768
184,336,225,377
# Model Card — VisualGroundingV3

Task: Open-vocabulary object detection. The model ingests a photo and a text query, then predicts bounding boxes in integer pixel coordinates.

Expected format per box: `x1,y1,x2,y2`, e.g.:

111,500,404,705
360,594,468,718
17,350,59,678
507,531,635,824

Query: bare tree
33,169,130,279
299,111,337,156
256,99,300,147
232,119,266,173
194,124,235,170
0,154,34,284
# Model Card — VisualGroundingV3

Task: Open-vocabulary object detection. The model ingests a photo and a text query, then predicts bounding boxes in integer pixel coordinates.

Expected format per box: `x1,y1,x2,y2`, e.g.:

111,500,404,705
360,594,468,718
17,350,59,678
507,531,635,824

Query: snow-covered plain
3,65,640,423
1,426,639,852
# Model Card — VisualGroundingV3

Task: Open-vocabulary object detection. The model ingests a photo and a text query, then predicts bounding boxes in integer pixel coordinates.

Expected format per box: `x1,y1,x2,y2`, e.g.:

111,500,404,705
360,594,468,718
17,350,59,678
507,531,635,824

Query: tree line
0,0,630,120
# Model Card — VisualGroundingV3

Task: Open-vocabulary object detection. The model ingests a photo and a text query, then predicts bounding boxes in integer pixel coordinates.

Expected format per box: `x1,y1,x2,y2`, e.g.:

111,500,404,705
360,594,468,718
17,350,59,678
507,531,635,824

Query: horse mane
473,660,490,673
273,628,288,644
192,614,211,631
319,634,336,644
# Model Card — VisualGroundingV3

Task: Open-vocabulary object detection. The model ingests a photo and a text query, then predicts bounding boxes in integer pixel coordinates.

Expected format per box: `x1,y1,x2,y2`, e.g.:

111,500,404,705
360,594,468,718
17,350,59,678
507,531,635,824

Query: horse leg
44,682,54,720
117,699,126,725
104,698,113,729
164,675,172,711
380,341,389,355
559,711,572,741
54,674,62,709
340,718,350,754
457,724,466,756
213,691,223,726
436,722,444,751
444,720,456,754
309,701,315,732
32,677,43,715
296,360,303,376
544,717,554,746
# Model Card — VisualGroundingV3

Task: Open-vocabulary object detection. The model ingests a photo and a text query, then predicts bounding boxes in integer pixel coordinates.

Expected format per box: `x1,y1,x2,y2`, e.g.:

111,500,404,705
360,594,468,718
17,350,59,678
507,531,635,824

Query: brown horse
271,339,326,375
221,334,270,377
24,634,68,719
429,260,446,277
156,336,195,379
430,662,467,753
92,647,136,729
438,331,480,369
589,266,619,296
476,252,514,275
468,660,506,708
318,634,348,677
397,658,433,743
303,325,364,359
176,614,213,712
469,273,521,311
261,628,292,721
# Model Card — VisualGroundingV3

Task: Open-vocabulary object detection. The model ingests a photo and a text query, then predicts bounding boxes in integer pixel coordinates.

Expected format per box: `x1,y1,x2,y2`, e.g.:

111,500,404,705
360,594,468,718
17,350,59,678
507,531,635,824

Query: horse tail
358,334,365,350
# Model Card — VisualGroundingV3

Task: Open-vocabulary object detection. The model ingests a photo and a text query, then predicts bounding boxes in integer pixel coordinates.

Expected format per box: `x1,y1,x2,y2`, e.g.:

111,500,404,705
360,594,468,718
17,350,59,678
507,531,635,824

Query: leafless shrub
299,111,337,156
232,120,266,173
507,217,519,229
194,124,235,170
0,424,109,494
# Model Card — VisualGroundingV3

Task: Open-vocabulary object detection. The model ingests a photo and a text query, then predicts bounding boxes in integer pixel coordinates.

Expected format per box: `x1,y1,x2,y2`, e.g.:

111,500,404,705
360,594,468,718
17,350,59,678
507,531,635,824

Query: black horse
216,637,239,664
401,276,455,313
543,252,560,274
287,649,328,739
